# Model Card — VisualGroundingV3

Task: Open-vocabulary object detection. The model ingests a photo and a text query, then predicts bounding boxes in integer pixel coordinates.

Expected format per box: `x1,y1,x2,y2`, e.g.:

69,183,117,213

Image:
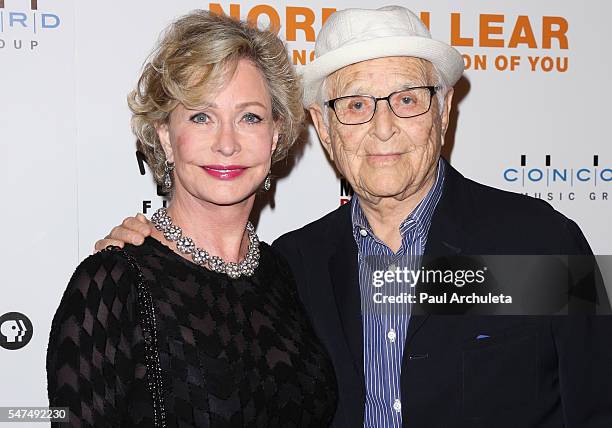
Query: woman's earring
263,171,272,191
163,160,175,191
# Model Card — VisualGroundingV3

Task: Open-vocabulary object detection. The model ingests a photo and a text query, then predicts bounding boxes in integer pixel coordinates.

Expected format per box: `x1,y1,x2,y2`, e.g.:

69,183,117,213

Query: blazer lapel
328,205,365,379
406,160,466,347
424,160,468,259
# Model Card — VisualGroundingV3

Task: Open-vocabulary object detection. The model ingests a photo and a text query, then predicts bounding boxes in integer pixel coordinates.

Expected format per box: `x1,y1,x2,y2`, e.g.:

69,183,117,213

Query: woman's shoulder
74,238,164,281
49,247,147,357
60,246,145,315
72,246,141,283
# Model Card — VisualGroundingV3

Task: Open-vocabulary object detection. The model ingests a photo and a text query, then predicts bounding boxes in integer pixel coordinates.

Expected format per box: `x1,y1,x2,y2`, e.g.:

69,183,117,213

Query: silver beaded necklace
150,207,260,279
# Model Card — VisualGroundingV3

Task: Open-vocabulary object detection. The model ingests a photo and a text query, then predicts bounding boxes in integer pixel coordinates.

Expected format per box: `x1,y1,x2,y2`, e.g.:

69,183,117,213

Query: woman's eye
400,96,414,105
190,113,209,124
243,113,262,124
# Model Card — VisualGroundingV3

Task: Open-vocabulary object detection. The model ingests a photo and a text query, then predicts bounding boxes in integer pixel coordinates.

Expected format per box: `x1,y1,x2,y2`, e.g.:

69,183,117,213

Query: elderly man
98,6,611,427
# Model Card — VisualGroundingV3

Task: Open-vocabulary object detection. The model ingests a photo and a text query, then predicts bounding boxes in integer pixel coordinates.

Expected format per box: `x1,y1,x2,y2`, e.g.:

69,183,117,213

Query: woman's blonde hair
128,10,304,185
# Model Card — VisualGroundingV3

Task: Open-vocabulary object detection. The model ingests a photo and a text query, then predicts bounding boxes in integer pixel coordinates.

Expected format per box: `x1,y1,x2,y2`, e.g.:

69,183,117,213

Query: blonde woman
46,11,337,427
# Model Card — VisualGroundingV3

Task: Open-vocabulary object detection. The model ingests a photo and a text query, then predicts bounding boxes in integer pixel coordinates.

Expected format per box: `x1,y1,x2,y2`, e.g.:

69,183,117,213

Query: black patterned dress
46,237,337,427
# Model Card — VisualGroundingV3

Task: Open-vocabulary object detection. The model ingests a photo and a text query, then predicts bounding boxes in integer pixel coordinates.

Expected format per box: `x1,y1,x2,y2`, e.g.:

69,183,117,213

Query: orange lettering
540,56,554,72
480,14,504,48
450,13,473,47
208,3,241,20
508,16,537,48
542,17,568,49
286,7,315,41
494,54,508,71
322,8,336,26
247,5,281,34
419,12,430,30
464,54,488,70
557,57,568,72
293,49,307,65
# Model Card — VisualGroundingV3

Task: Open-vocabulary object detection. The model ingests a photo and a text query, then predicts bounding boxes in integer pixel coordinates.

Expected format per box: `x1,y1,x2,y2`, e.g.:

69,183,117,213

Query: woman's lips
202,165,246,180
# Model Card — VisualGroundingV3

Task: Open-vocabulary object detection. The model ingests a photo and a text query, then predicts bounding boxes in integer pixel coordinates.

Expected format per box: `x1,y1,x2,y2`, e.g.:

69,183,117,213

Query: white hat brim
301,36,464,107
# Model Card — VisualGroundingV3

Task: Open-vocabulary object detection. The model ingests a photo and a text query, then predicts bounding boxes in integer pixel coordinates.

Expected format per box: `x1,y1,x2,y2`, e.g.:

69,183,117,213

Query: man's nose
370,99,399,141
212,122,241,156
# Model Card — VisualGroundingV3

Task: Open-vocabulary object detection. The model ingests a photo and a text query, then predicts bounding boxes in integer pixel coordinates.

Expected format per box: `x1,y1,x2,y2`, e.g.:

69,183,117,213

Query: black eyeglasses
325,86,439,125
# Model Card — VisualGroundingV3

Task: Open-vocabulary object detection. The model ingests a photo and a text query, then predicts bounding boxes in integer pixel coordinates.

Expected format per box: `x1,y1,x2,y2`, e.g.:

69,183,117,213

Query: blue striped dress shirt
351,159,446,428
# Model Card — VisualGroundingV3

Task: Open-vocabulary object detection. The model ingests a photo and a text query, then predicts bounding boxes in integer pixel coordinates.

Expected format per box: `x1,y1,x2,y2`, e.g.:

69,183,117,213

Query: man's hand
94,213,152,251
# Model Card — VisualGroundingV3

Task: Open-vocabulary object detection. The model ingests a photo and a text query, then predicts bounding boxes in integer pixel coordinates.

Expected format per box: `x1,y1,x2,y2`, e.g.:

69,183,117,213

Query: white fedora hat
301,5,464,107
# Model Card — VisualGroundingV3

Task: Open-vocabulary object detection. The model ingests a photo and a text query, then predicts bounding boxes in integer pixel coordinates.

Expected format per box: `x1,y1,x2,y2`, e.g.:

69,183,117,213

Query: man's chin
358,175,418,195
356,185,415,203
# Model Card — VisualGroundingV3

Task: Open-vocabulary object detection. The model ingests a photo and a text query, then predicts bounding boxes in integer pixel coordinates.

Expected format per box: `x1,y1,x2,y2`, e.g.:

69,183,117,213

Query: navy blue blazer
273,160,612,427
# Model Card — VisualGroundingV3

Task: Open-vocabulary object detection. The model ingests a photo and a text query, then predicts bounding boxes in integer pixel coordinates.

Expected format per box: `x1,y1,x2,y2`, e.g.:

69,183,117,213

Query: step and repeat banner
1,0,611,416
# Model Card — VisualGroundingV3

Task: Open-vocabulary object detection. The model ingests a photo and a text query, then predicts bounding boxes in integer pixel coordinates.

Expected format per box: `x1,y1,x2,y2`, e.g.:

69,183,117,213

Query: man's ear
308,105,333,161
155,121,174,162
440,87,454,144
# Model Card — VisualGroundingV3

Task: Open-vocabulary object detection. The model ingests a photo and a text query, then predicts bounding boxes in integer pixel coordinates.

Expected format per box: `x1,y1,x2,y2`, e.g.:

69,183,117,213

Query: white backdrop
1,0,611,421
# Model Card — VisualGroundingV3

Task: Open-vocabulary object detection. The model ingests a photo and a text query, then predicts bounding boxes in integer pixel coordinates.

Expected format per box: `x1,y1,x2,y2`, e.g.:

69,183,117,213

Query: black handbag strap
114,247,167,427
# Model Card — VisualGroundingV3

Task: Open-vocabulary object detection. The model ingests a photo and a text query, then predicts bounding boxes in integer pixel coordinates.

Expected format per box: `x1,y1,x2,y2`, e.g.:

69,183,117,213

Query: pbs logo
0,312,33,351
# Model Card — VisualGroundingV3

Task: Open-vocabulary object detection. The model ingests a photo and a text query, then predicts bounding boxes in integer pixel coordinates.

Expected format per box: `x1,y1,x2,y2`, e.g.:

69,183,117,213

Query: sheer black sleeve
46,248,152,427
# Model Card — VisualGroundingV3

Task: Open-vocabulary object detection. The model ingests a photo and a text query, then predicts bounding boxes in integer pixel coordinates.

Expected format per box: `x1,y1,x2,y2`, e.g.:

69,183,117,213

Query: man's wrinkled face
310,57,453,206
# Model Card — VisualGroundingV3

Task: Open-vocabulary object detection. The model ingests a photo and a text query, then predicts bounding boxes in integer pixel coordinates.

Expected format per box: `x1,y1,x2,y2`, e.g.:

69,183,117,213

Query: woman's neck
153,190,255,263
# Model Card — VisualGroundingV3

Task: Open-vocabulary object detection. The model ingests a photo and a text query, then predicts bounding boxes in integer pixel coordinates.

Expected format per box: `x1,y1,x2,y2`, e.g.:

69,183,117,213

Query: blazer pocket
461,327,538,418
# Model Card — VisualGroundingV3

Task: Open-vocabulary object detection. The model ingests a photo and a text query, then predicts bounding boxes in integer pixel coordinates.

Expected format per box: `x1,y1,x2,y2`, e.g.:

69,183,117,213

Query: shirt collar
351,157,446,242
